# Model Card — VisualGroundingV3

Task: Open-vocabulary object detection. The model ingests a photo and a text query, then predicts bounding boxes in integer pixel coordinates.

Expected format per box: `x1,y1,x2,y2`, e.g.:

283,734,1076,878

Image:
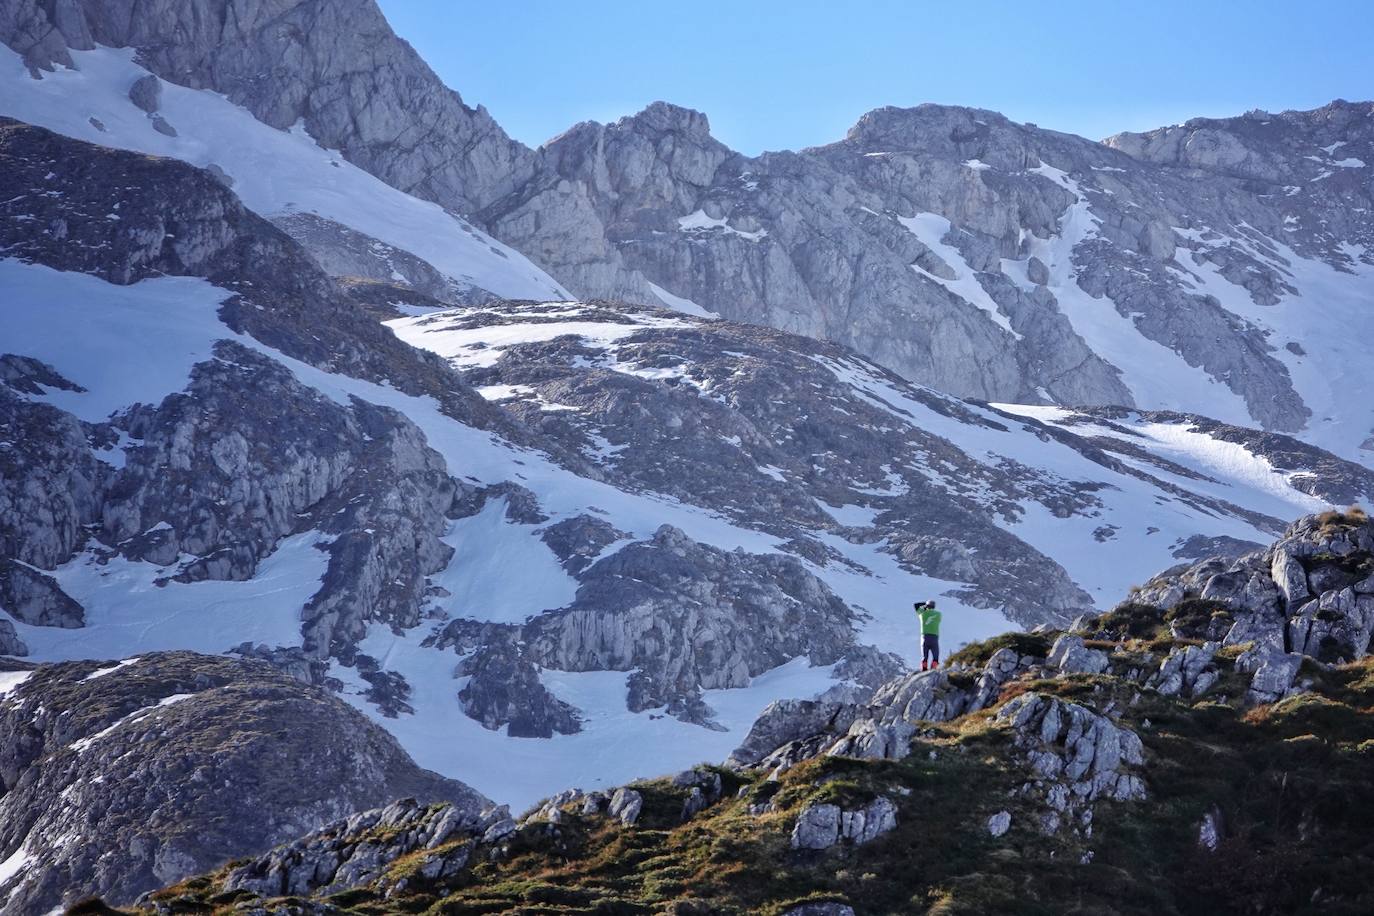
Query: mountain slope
0,651,491,914
128,510,1374,915
3,119,1369,818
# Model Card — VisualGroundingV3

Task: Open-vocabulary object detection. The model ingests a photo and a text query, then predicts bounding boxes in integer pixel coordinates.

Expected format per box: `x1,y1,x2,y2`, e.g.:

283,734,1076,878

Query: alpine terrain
0,0,1370,912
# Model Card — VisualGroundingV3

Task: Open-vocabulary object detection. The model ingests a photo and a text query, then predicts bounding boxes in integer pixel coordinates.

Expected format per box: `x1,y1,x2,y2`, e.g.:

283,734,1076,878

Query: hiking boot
920,661,928,671
931,661,939,669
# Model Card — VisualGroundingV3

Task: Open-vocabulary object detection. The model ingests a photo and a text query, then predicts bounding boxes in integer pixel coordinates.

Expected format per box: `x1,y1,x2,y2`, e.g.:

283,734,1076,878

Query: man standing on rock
916,600,942,671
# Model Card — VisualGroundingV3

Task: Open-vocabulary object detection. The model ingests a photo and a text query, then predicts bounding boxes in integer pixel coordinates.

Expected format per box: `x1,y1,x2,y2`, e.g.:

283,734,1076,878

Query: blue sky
377,0,1374,155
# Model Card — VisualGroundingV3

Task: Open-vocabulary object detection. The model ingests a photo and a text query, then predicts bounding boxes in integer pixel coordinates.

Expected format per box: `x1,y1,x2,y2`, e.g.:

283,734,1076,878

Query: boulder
609,788,643,826
1047,634,1110,675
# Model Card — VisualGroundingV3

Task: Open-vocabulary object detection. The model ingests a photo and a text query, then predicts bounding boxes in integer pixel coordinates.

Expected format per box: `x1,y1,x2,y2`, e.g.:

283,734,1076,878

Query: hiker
915,600,941,670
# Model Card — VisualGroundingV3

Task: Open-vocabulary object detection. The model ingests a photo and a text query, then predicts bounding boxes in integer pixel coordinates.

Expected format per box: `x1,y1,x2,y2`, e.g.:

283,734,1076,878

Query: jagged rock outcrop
0,652,488,914
1134,510,1374,671
997,692,1147,835
790,795,898,849
220,797,510,899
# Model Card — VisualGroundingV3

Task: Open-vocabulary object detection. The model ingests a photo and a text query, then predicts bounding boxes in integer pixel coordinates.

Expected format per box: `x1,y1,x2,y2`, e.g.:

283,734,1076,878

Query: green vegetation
130,641,1374,915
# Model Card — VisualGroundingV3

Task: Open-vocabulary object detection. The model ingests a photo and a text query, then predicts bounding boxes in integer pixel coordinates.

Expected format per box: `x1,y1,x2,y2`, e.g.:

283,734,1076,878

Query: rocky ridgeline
127,511,1374,913
0,652,488,915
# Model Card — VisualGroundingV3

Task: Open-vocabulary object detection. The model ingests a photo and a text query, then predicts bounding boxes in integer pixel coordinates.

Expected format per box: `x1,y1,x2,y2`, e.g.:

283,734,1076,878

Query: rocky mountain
124,510,1374,914
1,4,1373,908
5,1,1370,460
1,113,1371,824
0,651,491,914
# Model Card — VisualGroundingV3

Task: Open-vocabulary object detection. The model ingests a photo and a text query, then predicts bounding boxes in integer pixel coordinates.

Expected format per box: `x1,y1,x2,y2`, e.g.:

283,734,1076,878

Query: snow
996,405,1334,523
820,502,883,528
897,212,1021,339
384,308,692,369
81,657,141,681
1332,158,1366,168
963,159,992,171
475,384,537,402
1168,230,1374,463
7,532,328,662
431,499,579,624
0,671,32,699
0,45,568,302
0,847,34,898
0,260,230,422
335,622,840,810
677,209,768,241
648,281,719,318
1000,164,1254,426
811,353,1294,602
68,693,195,754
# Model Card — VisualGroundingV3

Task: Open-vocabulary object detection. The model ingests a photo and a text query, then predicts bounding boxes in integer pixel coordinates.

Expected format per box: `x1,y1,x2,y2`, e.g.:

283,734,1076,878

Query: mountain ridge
5,1,1372,456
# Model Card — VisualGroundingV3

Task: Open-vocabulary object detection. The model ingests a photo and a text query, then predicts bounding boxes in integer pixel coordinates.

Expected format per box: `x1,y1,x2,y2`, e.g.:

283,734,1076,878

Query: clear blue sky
377,0,1374,155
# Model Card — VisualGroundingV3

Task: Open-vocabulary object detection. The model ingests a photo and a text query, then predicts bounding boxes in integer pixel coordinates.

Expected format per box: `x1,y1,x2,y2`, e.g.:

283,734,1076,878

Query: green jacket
917,608,942,636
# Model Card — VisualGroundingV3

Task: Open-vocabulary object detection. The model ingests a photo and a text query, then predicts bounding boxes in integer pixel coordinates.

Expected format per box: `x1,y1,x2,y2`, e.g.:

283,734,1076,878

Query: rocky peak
620,100,716,141
0,0,535,213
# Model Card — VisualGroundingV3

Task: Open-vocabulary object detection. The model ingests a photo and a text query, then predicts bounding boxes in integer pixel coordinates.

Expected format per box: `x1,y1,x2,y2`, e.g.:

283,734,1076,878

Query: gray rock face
272,212,496,305
475,99,1373,437
986,810,1013,837
0,622,25,657
0,559,82,627
1,0,534,215
10,5,1370,438
0,652,488,914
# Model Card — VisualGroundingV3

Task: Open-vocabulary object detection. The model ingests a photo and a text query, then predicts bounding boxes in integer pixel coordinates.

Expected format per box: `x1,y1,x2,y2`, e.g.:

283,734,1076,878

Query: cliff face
0,0,534,214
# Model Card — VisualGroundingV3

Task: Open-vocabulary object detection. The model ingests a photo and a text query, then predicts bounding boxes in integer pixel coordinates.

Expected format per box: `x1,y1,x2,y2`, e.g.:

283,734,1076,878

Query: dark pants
922,634,940,664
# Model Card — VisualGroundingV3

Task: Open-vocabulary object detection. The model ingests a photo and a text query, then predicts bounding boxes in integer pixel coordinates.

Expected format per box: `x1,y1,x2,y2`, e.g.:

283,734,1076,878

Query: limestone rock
0,621,26,657
609,788,643,826
128,74,160,113
1047,634,1110,675
790,795,897,850
986,810,1013,837
1239,645,1303,704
